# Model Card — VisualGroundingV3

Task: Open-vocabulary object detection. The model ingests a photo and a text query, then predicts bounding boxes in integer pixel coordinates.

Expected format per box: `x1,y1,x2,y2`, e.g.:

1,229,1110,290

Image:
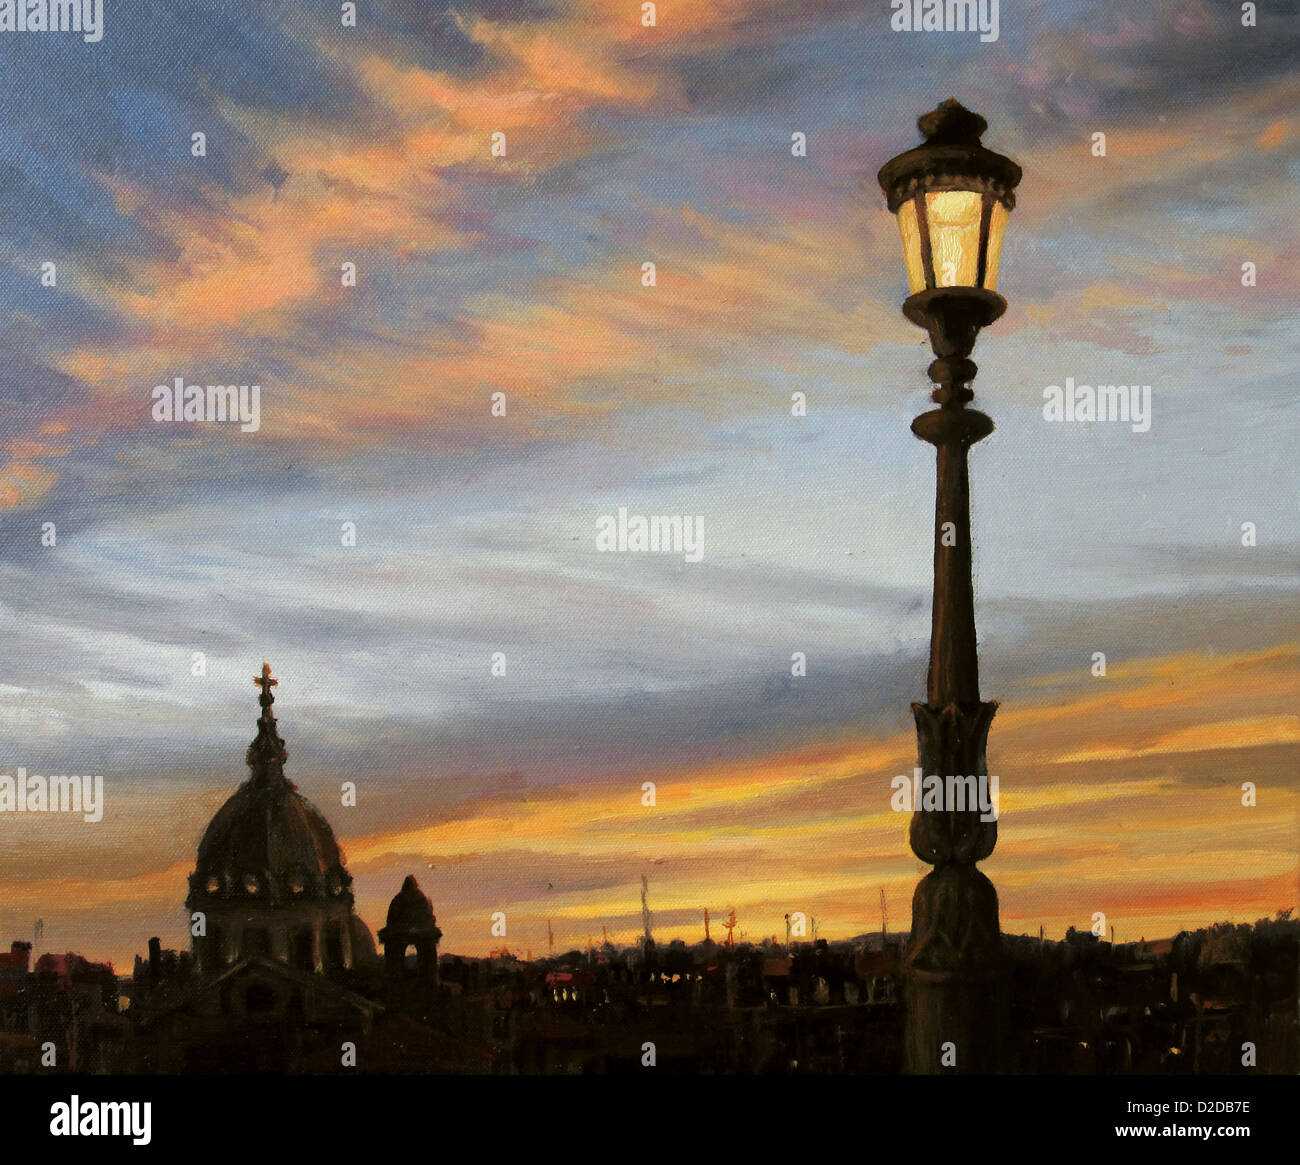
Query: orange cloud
1258,119,1287,149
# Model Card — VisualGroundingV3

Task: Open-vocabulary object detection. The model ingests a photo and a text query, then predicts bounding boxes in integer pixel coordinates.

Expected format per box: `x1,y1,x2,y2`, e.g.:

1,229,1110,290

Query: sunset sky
0,0,1295,970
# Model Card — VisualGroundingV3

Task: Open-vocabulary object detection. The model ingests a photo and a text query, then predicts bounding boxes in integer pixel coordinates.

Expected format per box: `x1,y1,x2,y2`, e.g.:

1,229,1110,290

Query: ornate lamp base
902,698,1006,1074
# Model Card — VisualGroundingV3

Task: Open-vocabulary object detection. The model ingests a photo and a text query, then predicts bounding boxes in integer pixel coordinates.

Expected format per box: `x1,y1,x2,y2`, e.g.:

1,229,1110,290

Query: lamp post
877,99,1021,1074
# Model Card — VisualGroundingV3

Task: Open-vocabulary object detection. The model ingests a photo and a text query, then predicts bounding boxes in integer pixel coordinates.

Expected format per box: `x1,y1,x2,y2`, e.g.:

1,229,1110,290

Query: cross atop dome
254,662,278,723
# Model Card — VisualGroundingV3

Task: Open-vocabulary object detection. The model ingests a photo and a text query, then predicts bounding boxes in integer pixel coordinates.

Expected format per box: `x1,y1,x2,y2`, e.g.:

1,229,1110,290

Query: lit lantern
878,99,1021,349
896,189,1009,294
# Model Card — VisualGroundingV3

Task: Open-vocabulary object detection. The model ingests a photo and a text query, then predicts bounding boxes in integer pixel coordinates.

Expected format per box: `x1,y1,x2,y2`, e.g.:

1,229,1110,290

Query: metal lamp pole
877,99,1022,1074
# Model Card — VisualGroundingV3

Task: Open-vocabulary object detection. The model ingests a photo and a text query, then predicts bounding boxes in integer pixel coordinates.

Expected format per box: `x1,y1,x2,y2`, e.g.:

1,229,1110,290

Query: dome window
205,875,222,895
243,873,262,895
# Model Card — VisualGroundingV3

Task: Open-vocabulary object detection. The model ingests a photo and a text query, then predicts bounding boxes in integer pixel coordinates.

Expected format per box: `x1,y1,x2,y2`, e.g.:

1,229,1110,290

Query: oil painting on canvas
0,0,1295,1143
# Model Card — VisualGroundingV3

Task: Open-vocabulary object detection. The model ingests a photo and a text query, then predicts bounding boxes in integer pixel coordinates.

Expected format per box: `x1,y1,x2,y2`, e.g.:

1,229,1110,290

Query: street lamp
878,98,1021,1075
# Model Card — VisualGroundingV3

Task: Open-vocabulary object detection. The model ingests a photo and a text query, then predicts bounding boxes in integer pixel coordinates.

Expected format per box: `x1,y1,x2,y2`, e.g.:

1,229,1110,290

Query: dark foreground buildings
1,670,1295,1073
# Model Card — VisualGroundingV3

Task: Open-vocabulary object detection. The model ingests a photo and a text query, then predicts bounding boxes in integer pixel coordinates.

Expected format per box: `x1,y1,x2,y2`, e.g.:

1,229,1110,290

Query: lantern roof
877,99,1022,214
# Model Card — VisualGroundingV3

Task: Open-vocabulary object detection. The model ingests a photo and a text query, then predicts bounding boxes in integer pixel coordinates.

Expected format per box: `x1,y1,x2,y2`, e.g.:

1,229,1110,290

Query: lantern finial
918,99,987,145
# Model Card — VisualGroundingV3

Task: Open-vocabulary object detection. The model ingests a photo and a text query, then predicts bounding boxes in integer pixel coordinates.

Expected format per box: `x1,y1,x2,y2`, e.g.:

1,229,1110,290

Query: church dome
188,665,353,907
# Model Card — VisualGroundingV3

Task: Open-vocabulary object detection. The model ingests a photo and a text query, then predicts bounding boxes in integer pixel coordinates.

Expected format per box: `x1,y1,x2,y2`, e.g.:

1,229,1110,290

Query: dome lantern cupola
248,661,289,788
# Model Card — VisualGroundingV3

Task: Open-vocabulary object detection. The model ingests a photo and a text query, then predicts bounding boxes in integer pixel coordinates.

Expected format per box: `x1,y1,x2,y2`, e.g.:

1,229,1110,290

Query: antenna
641,874,653,948
547,919,554,954
879,888,888,939
704,907,711,943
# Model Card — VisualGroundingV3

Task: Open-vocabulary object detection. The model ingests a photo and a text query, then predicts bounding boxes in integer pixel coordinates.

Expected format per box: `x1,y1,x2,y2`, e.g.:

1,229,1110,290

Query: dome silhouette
185,665,374,975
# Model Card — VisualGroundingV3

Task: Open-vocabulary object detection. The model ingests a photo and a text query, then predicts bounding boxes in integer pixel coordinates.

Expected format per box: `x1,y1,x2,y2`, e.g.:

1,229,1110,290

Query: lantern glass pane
896,198,927,294
925,190,983,288
982,201,1009,291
